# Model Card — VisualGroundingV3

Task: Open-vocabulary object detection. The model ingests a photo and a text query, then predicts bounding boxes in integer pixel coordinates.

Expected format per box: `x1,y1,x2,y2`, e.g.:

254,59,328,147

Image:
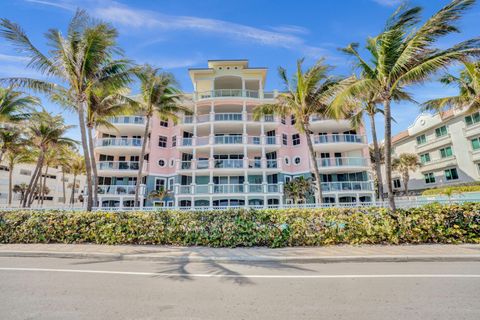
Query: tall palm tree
0,10,132,211
68,154,85,206
392,153,420,196
422,60,480,112
13,183,28,205
331,0,480,209
369,144,385,199
0,86,37,123
4,134,33,205
22,110,76,207
284,176,315,204
134,65,190,206
254,58,351,204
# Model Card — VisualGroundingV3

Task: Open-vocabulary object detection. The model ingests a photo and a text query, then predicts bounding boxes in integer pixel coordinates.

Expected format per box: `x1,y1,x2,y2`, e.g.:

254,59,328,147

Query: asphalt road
0,257,479,320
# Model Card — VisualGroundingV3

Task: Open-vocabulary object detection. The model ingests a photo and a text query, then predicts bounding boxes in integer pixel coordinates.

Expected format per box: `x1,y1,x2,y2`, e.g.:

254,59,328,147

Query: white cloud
269,24,309,35
25,0,75,10
372,0,402,7
143,56,204,70
0,53,30,63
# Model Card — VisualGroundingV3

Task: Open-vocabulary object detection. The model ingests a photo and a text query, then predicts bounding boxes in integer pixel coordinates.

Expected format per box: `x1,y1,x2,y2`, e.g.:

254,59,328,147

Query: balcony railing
95,138,143,147
178,136,281,147
176,183,282,195
177,158,282,170
213,159,244,169
215,135,243,144
215,113,243,121
96,185,146,195
313,134,366,144
195,89,276,100
321,181,373,192
182,113,277,124
108,116,145,124
97,161,146,171
317,157,368,168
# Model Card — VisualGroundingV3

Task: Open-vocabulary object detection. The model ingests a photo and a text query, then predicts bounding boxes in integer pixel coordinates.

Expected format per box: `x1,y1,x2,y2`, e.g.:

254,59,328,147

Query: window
172,136,176,147
465,112,480,126
291,115,296,125
440,146,453,158
285,176,291,183
292,134,300,146
284,157,290,165
393,178,401,188
293,156,301,165
445,168,459,181
420,153,431,164
169,158,175,167
168,177,175,191
160,120,168,127
155,178,166,191
158,159,166,167
424,172,435,184
416,134,426,145
282,134,288,146
20,169,31,176
158,135,167,148
281,116,286,125
0,165,9,172
471,137,480,150
435,126,448,138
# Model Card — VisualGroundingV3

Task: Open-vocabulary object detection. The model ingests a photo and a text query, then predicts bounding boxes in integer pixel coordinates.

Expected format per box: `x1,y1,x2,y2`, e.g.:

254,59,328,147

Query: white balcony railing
182,113,277,124
313,134,366,144
177,158,282,170
175,183,283,195
215,113,243,121
215,135,243,144
321,181,373,192
108,116,145,125
317,157,368,168
97,161,147,171
195,89,276,100
95,138,143,147
95,185,146,196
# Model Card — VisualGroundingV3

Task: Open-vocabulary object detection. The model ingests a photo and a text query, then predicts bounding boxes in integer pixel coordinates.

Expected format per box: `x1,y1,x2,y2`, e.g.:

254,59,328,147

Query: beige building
384,107,480,195
0,162,86,207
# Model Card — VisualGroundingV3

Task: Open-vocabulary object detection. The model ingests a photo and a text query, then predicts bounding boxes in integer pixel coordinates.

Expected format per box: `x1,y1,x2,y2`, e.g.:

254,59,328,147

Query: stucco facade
93,60,374,208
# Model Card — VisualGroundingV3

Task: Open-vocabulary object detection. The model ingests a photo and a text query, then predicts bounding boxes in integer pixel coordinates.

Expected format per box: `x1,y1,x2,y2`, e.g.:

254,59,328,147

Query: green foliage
422,184,480,196
1,203,479,247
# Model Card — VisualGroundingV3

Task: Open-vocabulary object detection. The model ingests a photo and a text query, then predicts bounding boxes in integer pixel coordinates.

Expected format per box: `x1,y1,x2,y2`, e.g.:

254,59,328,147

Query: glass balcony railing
214,113,243,121
95,138,143,147
108,116,145,124
313,134,366,144
321,181,373,191
215,135,243,144
196,89,275,100
213,159,244,169
97,161,144,171
317,157,368,168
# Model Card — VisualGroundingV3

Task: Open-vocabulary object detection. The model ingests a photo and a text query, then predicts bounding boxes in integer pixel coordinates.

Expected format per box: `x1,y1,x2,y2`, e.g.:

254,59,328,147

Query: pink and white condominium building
93,60,375,208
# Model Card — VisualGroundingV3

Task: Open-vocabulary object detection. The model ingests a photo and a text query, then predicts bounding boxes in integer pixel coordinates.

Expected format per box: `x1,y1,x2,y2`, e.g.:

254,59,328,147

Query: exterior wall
93,60,375,208
0,162,86,207
384,108,480,195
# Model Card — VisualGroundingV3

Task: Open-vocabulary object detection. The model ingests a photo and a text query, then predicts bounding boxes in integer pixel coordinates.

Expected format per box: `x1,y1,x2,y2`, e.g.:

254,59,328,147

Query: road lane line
1,267,480,278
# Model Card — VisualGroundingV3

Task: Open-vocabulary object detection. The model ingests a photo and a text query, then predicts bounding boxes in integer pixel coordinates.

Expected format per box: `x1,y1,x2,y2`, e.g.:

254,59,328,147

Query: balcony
464,121,480,138
91,185,146,196
96,161,148,176
420,156,457,172
95,138,144,155
309,116,351,131
175,183,282,195
181,113,278,125
316,157,369,173
321,181,374,192
415,133,451,153
176,158,281,171
313,134,367,151
195,89,276,101
99,116,146,135
177,135,280,150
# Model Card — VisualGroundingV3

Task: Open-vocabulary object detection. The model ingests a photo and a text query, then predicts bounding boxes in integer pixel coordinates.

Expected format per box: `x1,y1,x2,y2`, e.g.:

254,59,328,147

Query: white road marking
1,267,480,279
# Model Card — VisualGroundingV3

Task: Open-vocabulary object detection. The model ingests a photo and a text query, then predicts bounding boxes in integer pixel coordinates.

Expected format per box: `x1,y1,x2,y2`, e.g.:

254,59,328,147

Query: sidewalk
1,244,480,263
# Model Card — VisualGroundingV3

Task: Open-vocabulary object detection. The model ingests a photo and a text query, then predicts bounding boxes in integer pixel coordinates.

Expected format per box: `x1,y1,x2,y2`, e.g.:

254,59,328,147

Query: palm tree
254,58,351,204
148,187,171,205
22,110,76,207
392,153,420,196
0,128,25,164
284,176,315,204
332,0,480,209
0,10,132,211
134,65,190,206
0,86,37,124
422,60,480,113
4,135,33,205
13,183,28,204
68,154,85,206
369,144,385,199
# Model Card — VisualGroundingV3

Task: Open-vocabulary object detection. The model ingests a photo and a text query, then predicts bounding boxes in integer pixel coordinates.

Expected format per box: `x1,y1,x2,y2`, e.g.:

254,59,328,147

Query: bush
422,183,480,196
0,203,479,247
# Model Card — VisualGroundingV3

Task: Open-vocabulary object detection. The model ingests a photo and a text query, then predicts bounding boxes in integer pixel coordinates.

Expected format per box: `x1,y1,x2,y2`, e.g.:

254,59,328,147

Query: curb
2,251,480,264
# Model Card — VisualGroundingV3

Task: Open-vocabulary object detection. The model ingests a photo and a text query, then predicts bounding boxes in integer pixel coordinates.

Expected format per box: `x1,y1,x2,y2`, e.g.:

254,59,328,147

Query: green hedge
422,184,480,196
1,203,479,247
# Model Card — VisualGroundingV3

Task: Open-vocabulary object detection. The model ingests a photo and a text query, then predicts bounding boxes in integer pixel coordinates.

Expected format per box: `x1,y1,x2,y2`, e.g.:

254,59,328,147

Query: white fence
1,197,479,212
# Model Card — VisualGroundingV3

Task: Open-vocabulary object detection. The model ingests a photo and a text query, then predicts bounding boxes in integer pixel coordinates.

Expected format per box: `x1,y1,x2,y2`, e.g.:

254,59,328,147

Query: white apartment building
0,162,86,207
385,107,480,195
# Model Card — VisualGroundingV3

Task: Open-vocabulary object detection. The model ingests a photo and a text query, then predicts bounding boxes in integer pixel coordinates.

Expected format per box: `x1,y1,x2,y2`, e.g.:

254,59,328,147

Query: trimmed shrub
0,203,479,247
422,183,480,196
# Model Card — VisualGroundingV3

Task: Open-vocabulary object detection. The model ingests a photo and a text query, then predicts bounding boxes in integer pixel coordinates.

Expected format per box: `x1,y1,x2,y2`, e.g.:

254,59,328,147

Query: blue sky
1,0,479,142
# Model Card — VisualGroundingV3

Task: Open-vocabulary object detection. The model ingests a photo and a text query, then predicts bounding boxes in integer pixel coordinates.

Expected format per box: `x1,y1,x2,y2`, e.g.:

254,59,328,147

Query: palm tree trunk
369,112,384,201
70,173,77,205
8,162,13,206
303,123,323,204
62,169,66,205
403,173,409,196
383,99,396,210
27,160,44,207
37,166,44,205
23,151,44,207
134,115,150,206
77,99,93,211
87,125,98,207
40,166,49,206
